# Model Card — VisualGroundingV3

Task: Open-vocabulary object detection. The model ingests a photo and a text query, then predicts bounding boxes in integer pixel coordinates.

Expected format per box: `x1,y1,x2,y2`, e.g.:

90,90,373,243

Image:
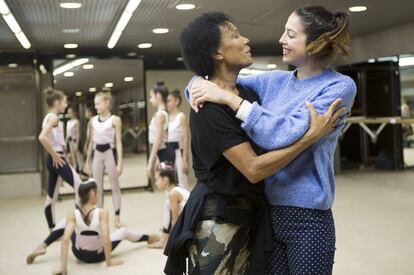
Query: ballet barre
341,116,414,143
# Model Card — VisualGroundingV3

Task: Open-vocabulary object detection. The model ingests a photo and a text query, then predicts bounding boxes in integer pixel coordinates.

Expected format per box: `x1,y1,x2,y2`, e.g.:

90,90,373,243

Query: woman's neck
158,103,166,111
81,202,95,211
169,108,180,116
49,108,59,115
210,65,239,94
99,110,111,118
296,58,326,80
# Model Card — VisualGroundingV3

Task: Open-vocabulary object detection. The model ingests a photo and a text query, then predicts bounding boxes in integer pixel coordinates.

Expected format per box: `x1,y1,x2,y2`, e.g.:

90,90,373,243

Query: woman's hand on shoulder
190,77,229,112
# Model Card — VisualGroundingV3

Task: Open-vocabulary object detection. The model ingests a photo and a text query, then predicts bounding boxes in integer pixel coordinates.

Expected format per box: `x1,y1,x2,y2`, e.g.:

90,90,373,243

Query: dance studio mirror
53,57,149,194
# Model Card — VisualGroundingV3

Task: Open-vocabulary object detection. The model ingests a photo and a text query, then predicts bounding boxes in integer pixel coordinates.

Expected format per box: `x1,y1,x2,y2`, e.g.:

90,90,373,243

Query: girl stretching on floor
26,180,159,275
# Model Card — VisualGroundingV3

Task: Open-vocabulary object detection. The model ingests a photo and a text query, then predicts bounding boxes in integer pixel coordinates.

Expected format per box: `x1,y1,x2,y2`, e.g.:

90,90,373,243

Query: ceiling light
105,82,114,88
66,54,76,58
75,91,82,96
0,0,10,14
53,58,89,76
176,57,183,62
124,76,134,82
399,57,414,67
267,64,277,69
3,13,21,33
39,64,47,74
63,28,80,34
8,63,18,68
368,59,375,63
176,4,195,10
64,72,74,77
82,64,94,69
349,6,367,12
89,87,97,92
60,2,82,9
153,28,169,34
15,32,31,49
127,52,137,56
64,43,78,49
71,58,88,66
107,0,142,49
138,43,152,49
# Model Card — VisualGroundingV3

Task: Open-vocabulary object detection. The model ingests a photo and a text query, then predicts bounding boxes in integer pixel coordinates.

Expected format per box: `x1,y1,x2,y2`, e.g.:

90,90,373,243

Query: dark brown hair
169,89,182,107
159,169,177,185
44,87,65,108
152,81,169,104
78,180,97,205
294,6,350,64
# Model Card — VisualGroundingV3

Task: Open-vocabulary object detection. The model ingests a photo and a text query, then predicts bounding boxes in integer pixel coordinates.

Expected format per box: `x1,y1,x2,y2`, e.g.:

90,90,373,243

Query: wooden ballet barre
341,116,414,143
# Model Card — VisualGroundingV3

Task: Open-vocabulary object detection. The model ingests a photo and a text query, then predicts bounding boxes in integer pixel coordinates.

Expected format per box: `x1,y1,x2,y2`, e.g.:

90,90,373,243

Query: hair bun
156,81,165,86
44,87,54,95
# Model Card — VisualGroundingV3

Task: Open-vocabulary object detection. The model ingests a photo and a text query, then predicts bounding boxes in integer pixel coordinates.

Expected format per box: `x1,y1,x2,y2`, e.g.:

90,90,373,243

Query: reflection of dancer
165,12,345,275
86,92,123,228
39,88,81,230
166,90,190,190
66,107,83,173
188,6,357,275
149,169,189,249
147,81,173,179
26,180,159,274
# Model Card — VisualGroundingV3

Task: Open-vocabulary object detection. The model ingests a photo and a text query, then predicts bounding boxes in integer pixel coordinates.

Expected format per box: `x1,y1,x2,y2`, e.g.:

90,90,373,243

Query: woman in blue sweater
188,6,357,275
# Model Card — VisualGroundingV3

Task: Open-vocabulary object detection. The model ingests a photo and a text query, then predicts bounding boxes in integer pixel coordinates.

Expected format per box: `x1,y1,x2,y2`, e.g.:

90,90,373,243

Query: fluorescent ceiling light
368,59,375,63
64,43,78,49
0,0,10,14
176,57,183,62
240,68,265,75
89,87,97,92
63,28,80,33
267,64,277,69
377,56,398,62
124,76,134,82
75,91,82,96
53,58,89,76
82,64,94,69
127,52,137,56
399,57,414,67
3,13,21,33
15,31,31,49
8,63,18,68
105,82,114,88
176,4,195,10
153,28,169,34
66,54,76,58
60,2,82,9
107,0,142,49
349,6,367,12
64,71,74,77
138,43,152,49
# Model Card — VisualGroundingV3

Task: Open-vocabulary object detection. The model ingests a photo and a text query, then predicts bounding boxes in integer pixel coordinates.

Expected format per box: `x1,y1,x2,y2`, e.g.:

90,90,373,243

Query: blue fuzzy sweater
186,68,356,210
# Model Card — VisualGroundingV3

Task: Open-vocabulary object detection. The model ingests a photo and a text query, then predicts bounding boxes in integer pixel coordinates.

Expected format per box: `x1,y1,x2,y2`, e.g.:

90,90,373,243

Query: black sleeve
191,103,249,169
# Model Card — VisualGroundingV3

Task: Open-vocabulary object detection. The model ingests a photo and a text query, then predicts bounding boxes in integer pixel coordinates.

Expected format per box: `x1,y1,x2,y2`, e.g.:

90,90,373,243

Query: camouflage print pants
188,218,251,275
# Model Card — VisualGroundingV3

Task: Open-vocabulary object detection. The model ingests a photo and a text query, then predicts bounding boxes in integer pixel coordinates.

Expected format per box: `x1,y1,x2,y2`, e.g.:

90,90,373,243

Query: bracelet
235,99,244,112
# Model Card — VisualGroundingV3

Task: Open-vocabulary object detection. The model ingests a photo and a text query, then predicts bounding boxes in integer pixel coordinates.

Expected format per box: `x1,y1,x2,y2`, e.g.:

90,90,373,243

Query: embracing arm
192,78,356,150
223,101,345,183
113,116,123,175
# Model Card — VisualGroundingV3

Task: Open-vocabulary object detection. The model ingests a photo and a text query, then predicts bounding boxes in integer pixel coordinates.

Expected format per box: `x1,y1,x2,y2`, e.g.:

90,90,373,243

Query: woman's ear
212,51,223,61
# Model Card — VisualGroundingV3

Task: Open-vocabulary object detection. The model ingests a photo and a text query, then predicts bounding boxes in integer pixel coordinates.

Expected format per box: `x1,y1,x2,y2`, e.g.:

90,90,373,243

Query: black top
164,85,272,275
190,85,265,200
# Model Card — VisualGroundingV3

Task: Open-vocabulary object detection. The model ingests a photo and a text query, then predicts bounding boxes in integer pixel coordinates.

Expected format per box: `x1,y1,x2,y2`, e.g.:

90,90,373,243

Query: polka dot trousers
265,205,336,275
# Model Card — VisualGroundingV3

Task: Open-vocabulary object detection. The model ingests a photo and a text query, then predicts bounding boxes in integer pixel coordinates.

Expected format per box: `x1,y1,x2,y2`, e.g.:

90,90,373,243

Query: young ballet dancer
85,92,124,228
164,12,345,274
148,169,189,249
26,180,159,274
166,90,190,190
39,88,81,230
66,106,83,173
147,81,174,179
187,6,356,274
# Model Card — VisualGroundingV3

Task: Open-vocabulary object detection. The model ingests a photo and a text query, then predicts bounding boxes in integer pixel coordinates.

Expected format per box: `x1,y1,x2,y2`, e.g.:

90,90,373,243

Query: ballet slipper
26,247,46,264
